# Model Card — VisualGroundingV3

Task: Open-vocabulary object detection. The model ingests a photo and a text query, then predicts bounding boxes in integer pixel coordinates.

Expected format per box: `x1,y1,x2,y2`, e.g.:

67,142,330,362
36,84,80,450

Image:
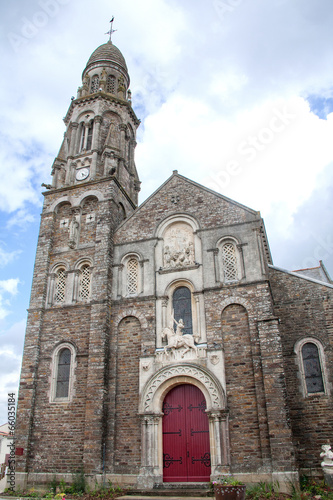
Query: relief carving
163,223,195,269
143,365,223,411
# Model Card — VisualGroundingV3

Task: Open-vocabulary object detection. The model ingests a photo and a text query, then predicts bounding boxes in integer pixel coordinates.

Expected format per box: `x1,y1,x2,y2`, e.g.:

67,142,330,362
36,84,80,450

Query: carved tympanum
163,222,194,269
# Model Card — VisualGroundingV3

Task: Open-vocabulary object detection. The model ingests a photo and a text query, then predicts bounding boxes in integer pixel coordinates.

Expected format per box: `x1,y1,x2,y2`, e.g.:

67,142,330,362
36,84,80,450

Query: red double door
162,384,211,482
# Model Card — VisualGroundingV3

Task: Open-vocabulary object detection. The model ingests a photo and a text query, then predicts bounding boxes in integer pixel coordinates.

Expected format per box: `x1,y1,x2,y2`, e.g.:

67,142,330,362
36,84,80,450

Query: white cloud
0,319,26,424
0,279,20,320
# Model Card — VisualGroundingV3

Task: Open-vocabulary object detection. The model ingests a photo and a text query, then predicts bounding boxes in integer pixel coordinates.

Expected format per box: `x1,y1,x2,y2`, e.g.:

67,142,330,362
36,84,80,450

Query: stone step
125,483,212,497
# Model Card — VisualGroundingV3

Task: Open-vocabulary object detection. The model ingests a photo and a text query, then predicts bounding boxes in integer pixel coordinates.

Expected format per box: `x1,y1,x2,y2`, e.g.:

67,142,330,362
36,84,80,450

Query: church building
15,37,333,492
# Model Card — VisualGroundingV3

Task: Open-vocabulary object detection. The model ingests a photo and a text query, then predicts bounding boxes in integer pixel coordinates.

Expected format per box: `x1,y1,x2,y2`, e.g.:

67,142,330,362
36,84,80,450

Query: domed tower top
82,40,130,90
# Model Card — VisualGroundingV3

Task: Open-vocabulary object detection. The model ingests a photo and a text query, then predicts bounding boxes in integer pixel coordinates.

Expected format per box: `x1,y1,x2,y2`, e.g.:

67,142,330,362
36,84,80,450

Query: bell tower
15,35,141,485
51,38,140,207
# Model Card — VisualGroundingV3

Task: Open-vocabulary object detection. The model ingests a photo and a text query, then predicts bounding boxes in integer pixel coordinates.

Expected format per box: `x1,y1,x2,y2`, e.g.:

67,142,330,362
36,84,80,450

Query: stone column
236,243,246,279
92,116,102,150
137,413,163,489
195,294,201,337
213,249,219,283
71,269,80,303
117,264,123,298
46,273,55,306
207,409,230,478
90,116,102,179
119,124,127,159
162,298,168,329
69,122,79,156
75,123,83,154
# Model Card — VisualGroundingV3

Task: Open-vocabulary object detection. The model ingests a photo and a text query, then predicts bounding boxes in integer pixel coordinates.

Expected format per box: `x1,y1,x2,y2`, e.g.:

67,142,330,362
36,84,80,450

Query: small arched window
86,122,93,150
90,75,99,93
222,241,238,282
172,286,193,335
107,75,116,94
56,348,71,398
79,123,85,151
54,268,67,303
50,343,76,402
78,264,91,300
302,342,324,394
127,258,139,295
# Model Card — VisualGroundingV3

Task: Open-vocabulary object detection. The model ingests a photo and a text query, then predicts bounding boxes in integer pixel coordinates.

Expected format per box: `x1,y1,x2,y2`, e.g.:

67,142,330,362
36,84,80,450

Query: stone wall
269,267,333,473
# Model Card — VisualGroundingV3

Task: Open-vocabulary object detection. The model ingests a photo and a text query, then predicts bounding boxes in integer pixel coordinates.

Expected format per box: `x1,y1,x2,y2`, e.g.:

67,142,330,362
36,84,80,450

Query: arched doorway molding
137,364,230,489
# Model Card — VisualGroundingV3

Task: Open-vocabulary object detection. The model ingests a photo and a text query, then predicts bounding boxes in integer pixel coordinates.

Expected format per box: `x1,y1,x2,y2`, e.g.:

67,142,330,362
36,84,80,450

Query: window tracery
107,74,116,94
222,242,238,282
127,258,139,295
54,268,67,303
90,75,100,93
78,264,91,300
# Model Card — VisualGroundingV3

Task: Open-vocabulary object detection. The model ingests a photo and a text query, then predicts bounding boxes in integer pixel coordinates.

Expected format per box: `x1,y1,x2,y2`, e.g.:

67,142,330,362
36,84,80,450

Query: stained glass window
302,342,324,393
172,286,192,335
56,348,71,398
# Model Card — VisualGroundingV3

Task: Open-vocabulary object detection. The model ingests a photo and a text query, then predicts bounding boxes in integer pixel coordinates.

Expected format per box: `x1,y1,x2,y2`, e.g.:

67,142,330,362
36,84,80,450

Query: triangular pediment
115,171,264,244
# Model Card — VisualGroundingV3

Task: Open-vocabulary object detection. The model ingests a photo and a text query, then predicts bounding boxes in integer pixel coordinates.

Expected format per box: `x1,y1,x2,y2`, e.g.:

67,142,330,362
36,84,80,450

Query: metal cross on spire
105,16,117,43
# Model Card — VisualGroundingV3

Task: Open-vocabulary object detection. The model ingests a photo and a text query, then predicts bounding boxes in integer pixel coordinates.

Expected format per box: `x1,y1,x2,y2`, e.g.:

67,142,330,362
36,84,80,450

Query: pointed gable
115,172,259,243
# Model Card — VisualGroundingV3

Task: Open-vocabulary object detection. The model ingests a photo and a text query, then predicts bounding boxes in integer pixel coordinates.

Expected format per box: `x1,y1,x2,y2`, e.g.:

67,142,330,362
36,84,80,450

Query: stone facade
15,40,332,492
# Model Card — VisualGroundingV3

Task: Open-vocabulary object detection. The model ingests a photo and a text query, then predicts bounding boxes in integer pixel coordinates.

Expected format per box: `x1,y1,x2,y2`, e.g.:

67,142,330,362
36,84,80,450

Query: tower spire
105,16,117,43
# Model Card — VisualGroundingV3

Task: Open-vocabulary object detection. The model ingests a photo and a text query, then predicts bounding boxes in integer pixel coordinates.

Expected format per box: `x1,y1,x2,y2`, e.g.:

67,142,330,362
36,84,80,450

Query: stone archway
137,364,229,489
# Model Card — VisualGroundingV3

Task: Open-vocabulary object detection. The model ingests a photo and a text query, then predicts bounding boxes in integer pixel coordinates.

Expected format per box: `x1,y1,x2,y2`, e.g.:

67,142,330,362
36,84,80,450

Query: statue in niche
163,223,195,269
161,311,199,358
68,214,79,248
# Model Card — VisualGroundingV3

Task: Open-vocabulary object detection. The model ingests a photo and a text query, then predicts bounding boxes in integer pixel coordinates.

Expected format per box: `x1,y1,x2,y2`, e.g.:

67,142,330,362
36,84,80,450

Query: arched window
172,286,193,335
78,264,91,300
222,241,238,282
79,123,85,151
127,258,139,295
295,338,329,397
86,122,93,150
54,268,67,303
90,75,99,93
302,342,324,394
50,343,76,402
107,74,116,94
56,348,71,398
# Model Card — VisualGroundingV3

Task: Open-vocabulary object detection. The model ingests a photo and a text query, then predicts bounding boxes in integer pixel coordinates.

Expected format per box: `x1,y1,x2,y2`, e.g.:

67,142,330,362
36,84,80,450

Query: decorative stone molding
114,309,148,329
220,296,254,318
141,363,225,413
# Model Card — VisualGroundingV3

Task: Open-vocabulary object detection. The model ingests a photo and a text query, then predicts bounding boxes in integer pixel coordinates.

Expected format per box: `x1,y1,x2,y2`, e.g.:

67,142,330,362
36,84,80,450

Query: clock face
76,167,90,181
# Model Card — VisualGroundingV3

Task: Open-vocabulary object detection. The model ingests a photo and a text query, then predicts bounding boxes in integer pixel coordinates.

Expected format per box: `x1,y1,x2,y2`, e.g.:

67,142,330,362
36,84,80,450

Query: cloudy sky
0,0,333,424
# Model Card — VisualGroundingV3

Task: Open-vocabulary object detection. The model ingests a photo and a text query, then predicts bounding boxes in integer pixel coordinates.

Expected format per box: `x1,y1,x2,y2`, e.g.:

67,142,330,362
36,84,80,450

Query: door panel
163,384,211,482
